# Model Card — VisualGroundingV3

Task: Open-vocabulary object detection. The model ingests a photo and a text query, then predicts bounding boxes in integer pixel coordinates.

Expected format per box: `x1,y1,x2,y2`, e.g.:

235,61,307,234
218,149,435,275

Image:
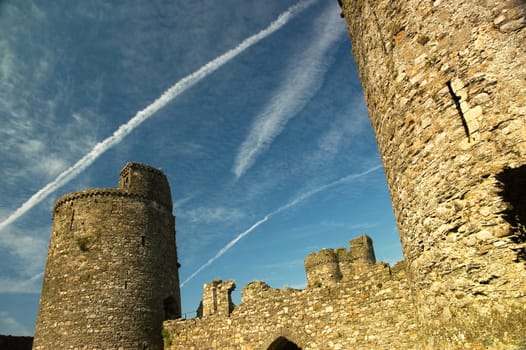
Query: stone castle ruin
164,235,417,349
33,163,181,350
29,0,525,349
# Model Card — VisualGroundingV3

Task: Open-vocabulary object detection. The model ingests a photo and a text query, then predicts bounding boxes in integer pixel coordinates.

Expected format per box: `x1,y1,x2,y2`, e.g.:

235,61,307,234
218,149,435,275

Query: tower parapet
304,249,342,287
349,234,376,264
119,162,173,211
304,234,378,287
33,162,181,350
335,247,353,278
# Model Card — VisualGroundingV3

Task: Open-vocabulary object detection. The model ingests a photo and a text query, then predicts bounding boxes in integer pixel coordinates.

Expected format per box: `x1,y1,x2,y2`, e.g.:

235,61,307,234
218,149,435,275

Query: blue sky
0,0,402,335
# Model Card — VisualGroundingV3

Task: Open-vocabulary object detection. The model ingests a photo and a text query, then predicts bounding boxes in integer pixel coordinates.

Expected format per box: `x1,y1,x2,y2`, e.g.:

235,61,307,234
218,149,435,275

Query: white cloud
319,221,378,231
34,156,68,178
270,165,382,217
0,273,43,294
0,9,99,204
232,2,346,179
0,0,315,233
182,206,246,225
303,103,369,172
181,216,269,287
181,165,382,286
0,227,51,293
0,311,31,336
0,211,48,294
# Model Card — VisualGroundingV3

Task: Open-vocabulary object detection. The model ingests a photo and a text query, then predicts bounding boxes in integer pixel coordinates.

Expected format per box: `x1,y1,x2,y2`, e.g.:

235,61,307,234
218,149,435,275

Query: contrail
270,164,383,217
0,0,317,232
233,1,345,179
180,164,382,287
180,216,269,287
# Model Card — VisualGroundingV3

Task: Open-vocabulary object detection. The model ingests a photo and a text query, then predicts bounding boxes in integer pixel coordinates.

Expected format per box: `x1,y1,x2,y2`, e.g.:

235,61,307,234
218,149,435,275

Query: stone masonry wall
340,0,526,347
33,163,181,350
304,234,377,287
202,280,236,317
164,241,417,350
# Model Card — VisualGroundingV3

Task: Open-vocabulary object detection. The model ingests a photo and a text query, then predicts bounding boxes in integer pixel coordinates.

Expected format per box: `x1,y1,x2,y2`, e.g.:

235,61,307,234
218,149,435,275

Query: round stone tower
33,162,181,350
304,249,342,287
340,0,526,347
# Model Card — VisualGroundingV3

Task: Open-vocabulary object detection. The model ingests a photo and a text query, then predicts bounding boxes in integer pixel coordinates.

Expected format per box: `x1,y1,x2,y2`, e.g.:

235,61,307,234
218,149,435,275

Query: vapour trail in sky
180,164,382,287
232,2,345,179
180,216,269,287
0,0,316,233
270,164,382,216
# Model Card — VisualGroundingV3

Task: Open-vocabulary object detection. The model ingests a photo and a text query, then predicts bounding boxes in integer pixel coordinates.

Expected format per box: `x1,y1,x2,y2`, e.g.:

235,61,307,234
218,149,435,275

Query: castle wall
33,163,181,350
201,280,236,317
340,0,526,346
348,234,376,264
164,262,417,350
304,249,341,287
304,235,378,287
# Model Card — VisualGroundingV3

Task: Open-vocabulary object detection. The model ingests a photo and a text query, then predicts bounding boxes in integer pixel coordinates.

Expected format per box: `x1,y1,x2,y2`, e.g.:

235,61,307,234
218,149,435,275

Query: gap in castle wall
497,164,526,262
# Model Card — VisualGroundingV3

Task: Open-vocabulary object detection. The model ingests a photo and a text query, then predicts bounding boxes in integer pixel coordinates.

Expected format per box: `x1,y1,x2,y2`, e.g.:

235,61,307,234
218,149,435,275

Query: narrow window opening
141,236,145,247
69,210,75,231
446,80,471,141
124,281,128,289
372,10,388,55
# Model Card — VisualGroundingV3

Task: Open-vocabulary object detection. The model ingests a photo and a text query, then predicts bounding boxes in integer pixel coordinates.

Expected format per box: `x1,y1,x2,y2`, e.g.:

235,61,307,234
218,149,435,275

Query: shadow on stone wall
267,336,301,350
497,164,526,262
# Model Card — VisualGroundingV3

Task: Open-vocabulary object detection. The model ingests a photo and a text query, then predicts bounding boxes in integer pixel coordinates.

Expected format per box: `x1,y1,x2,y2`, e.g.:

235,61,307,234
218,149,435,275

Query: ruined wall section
341,0,526,346
304,249,342,287
165,261,417,350
305,235,377,287
33,163,181,350
201,280,236,317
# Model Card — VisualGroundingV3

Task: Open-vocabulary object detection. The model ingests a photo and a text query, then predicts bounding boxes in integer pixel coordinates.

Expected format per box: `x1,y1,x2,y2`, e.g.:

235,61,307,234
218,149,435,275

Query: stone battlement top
119,162,166,178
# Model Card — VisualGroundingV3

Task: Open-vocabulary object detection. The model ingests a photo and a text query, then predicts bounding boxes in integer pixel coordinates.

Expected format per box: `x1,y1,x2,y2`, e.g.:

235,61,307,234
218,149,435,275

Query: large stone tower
33,162,181,350
340,0,526,347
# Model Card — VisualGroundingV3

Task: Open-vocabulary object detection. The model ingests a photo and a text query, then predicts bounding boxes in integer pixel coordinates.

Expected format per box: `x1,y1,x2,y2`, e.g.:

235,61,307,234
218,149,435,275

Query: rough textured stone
32,163,181,350
30,1,526,348
201,280,236,317
340,0,526,347
165,236,418,350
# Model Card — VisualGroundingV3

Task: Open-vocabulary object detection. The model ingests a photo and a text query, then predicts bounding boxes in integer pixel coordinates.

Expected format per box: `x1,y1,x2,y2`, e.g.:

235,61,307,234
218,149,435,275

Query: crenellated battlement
304,234,377,287
52,189,152,213
119,162,166,178
53,162,174,215
166,235,413,349
34,163,181,350
119,162,173,211
303,249,339,269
